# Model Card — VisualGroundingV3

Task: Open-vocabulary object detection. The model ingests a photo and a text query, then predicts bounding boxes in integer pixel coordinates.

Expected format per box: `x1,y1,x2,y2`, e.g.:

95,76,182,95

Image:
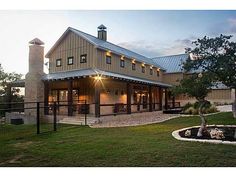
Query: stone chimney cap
98,24,107,30
29,38,44,45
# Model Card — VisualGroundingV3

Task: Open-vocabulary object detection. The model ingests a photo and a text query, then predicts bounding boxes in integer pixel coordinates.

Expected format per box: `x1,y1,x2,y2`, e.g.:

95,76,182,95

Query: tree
0,63,23,116
185,34,236,117
172,72,214,137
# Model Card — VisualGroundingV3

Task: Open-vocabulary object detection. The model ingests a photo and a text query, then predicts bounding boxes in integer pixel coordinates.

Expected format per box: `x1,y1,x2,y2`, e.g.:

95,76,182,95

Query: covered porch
43,68,173,118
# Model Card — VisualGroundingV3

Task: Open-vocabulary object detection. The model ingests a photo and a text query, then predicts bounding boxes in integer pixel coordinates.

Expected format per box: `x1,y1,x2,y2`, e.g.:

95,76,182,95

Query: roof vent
97,24,107,41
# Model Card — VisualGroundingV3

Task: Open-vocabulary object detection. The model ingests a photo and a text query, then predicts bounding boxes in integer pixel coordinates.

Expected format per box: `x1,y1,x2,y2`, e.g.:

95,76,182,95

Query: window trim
120,59,125,68
132,63,136,70
150,68,153,75
141,66,145,73
80,54,87,63
56,58,62,67
106,55,111,64
67,56,74,65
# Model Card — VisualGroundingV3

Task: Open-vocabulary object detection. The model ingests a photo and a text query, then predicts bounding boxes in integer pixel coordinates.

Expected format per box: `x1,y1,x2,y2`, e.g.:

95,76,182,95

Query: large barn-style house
7,25,233,123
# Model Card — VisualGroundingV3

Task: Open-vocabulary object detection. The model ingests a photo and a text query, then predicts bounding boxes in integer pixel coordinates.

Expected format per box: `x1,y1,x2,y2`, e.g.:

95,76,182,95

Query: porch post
149,85,153,112
68,79,73,116
44,81,49,115
95,81,101,117
6,84,12,112
126,82,131,114
164,88,168,110
159,87,163,110
172,95,175,109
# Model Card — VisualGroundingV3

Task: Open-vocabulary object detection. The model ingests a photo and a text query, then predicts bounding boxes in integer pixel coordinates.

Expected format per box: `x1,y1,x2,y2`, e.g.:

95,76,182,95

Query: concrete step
59,118,84,125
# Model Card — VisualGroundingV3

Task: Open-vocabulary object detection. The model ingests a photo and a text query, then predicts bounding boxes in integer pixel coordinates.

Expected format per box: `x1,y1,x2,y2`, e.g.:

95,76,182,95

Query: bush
183,102,193,111
183,101,218,115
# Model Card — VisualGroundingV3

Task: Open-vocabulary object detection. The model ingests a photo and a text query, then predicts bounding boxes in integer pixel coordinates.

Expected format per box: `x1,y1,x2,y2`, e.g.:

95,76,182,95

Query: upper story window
132,63,136,70
120,59,125,68
80,54,87,63
106,55,111,64
150,68,153,75
67,56,74,65
56,59,62,67
157,68,160,77
141,65,145,73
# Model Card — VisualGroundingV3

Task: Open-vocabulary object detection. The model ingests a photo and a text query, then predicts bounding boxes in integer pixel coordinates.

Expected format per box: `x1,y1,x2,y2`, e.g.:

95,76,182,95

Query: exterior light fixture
157,68,160,71
94,75,102,80
121,55,125,60
132,59,136,63
106,51,111,56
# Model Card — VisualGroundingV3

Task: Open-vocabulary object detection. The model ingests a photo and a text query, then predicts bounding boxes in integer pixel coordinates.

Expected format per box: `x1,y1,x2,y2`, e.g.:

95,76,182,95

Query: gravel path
90,111,180,128
216,105,232,112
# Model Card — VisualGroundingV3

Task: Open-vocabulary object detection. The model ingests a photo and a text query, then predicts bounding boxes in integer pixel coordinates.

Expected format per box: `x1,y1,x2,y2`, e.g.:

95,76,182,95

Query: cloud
118,37,195,58
209,17,236,35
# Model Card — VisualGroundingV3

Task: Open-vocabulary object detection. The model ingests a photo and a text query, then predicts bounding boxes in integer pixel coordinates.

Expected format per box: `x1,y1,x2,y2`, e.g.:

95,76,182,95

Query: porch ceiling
42,68,172,88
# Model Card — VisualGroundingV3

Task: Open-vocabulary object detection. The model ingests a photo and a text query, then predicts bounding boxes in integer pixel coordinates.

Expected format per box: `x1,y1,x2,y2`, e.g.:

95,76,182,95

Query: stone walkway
90,111,180,128
216,105,232,112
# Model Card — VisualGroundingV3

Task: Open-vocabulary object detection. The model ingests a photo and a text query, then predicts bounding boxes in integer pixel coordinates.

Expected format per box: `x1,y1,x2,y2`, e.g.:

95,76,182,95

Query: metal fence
0,100,88,135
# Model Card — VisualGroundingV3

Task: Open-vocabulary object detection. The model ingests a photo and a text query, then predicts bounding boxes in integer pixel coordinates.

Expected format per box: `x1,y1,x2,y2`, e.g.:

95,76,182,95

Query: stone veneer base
172,125,236,145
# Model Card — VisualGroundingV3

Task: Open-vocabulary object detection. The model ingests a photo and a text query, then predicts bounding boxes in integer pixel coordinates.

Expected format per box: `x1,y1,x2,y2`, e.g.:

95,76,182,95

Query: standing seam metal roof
45,27,165,70
152,54,188,73
43,68,172,87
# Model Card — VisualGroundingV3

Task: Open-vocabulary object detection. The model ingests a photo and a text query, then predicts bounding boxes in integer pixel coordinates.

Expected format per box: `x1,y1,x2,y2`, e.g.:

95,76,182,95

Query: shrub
183,102,193,111
182,101,218,115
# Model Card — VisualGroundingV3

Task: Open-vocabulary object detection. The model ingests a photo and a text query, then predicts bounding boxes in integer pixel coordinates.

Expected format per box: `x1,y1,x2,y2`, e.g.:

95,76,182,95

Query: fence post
84,100,87,126
36,102,40,134
53,101,57,131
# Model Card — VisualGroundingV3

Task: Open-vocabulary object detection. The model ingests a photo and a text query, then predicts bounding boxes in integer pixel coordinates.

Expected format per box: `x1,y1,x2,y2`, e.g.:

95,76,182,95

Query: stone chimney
97,24,107,41
24,38,45,120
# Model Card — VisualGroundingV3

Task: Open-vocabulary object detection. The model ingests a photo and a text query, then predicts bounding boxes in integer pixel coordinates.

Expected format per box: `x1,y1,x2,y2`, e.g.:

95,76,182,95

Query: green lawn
0,112,236,167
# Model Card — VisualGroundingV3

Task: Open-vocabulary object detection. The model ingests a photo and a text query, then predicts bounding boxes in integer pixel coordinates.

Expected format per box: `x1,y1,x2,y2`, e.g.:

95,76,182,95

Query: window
150,68,153,75
67,56,74,65
132,63,136,70
56,59,62,67
106,55,111,64
80,54,87,63
142,66,145,73
120,59,125,68
157,69,160,77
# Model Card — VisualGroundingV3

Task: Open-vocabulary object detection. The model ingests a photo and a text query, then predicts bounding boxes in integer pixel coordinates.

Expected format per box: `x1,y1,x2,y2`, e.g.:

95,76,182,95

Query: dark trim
106,55,111,64
142,66,145,73
44,82,49,115
159,87,163,110
120,59,125,68
67,80,73,116
67,56,74,65
95,81,101,117
149,85,153,112
150,68,153,75
127,82,131,114
132,63,136,70
56,58,62,67
80,54,87,63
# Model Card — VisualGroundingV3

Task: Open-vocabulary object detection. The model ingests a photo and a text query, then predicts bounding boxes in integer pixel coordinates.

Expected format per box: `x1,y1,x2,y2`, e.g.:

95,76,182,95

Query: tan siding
48,31,96,73
96,49,164,82
163,73,183,85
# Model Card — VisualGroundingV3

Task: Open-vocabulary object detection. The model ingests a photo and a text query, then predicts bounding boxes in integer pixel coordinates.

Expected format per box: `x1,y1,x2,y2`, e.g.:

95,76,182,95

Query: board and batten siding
96,49,163,82
48,31,96,73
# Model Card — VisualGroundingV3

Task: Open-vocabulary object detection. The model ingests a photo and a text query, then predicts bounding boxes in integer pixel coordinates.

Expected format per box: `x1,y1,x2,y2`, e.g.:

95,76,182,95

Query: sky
0,10,236,75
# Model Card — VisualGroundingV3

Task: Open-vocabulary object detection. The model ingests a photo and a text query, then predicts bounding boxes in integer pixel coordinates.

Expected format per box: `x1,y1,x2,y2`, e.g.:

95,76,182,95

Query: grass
0,112,236,167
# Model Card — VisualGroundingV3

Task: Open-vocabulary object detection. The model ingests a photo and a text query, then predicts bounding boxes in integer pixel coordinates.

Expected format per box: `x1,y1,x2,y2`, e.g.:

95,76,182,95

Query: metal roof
211,82,229,90
152,54,189,73
45,27,165,70
43,68,172,87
